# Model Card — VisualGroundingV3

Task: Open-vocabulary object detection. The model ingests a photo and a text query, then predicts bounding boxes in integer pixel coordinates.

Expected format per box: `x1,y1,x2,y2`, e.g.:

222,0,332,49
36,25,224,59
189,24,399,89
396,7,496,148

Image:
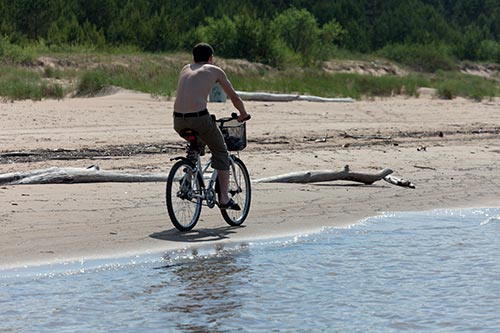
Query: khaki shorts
173,113,229,170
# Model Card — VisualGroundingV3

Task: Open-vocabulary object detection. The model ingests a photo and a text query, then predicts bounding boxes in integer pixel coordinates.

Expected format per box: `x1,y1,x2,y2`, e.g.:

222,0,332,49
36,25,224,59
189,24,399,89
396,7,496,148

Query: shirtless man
173,43,250,210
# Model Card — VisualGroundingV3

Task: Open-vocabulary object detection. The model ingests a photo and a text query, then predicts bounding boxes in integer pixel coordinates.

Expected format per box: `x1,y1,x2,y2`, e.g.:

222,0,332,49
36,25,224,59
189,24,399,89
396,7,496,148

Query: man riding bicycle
173,43,250,210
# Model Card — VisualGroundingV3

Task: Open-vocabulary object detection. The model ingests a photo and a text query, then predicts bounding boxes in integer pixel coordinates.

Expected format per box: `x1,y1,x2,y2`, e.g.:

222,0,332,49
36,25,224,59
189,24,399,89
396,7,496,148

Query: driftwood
236,91,354,103
255,165,392,185
0,165,415,189
413,165,436,170
254,165,415,188
383,175,416,189
0,166,168,185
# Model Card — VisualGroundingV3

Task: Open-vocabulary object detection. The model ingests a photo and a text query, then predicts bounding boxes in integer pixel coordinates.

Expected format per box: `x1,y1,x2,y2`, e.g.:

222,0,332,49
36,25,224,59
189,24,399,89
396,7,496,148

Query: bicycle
166,113,251,232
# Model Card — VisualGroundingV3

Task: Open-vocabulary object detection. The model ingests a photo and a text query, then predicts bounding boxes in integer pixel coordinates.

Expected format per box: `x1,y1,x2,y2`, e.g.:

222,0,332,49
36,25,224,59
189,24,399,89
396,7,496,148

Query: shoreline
1,183,498,271
1,92,499,270
2,202,499,273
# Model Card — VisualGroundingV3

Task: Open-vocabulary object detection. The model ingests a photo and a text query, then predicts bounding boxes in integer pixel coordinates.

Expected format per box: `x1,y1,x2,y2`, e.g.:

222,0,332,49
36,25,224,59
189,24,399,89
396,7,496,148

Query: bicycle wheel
221,156,251,226
166,160,202,231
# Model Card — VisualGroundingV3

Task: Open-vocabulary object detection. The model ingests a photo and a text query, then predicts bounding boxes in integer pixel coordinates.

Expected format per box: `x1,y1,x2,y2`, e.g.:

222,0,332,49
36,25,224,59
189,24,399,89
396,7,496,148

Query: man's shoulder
205,64,228,81
202,63,224,72
187,63,224,74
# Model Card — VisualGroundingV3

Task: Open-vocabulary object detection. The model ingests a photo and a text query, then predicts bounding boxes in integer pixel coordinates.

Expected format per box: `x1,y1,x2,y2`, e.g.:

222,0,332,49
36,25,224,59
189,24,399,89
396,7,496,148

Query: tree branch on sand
0,165,415,189
0,165,168,185
254,165,415,188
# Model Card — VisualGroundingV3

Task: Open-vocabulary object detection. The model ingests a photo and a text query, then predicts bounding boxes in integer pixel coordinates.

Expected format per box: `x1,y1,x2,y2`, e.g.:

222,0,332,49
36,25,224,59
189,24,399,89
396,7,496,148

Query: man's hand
238,112,251,122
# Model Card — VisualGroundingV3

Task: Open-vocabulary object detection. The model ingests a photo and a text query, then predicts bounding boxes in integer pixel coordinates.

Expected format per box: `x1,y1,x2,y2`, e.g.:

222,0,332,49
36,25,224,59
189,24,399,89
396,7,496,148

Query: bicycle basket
220,119,247,151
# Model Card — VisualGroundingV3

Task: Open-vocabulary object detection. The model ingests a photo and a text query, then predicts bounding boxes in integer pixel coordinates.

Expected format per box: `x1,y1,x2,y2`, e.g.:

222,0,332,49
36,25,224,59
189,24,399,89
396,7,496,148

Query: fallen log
254,165,394,185
236,91,354,103
236,91,299,102
0,166,168,185
297,95,354,103
1,165,415,189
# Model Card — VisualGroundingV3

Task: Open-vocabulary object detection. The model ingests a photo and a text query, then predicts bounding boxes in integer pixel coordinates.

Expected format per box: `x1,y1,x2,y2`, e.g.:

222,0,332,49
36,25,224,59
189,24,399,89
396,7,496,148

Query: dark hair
193,43,214,63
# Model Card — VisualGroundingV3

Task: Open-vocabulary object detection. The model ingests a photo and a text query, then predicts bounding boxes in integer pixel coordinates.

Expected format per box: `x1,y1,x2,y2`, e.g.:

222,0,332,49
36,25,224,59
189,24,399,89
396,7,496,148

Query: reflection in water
151,244,250,332
3,209,500,332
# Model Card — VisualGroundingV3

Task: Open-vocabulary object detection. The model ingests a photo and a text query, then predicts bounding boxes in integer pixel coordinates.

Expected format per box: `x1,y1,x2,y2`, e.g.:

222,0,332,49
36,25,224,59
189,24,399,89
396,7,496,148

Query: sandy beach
1,91,499,269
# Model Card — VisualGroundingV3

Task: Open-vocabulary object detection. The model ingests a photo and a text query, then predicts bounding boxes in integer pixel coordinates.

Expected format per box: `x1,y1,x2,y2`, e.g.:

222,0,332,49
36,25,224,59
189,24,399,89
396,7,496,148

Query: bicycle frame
178,153,242,209
193,156,218,208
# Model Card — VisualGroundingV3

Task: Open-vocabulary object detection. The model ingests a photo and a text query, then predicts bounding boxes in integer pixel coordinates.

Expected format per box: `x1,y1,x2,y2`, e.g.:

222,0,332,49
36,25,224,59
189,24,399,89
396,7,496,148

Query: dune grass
231,71,432,99
0,66,64,100
432,71,499,101
0,50,498,101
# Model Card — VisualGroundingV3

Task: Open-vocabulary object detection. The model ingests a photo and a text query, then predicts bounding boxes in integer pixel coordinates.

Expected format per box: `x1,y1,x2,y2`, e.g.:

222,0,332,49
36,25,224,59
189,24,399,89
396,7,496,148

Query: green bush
452,24,483,61
478,40,500,63
0,66,63,100
378,43,455,72
193,14,287,68
76,70,108,96
194,16,237,58
195,8,346,68
0,36,37,64
432,71,497,101
74,57,180,98
272,8,320,66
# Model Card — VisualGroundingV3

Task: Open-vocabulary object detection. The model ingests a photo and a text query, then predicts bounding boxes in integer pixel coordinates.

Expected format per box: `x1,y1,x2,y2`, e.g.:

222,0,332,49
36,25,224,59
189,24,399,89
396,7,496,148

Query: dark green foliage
371,0,452,49
478,40,500,63
378,43,456,72
0,0,497,102
0,0,498,67
0,36,36,64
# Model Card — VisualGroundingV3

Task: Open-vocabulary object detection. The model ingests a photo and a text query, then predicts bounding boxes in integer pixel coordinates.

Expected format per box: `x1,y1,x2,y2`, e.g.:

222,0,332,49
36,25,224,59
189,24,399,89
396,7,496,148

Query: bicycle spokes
166,160,203,231
166,155,251,231
220,157,251,226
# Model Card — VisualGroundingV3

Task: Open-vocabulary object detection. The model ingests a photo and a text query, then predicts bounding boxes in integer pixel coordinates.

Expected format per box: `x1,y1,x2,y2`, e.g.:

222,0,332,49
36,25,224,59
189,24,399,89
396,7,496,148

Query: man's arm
216,70,250,122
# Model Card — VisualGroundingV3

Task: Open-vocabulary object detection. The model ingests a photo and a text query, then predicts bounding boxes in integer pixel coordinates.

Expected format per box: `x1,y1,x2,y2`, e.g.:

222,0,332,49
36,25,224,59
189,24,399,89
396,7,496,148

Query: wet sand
1,91,499,268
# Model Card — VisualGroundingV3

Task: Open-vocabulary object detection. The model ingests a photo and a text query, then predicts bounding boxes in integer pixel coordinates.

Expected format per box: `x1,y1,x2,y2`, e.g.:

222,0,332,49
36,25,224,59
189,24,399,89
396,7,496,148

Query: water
2,208,500,332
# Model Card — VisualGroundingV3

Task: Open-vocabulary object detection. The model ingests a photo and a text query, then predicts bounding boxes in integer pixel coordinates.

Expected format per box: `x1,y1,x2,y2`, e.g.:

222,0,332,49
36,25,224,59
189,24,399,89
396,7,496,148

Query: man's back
174,63,224,113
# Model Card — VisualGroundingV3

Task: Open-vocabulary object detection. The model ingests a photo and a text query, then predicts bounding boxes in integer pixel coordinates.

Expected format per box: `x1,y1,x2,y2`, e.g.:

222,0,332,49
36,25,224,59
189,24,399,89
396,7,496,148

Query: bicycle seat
179,128,199,142
179,128,206,158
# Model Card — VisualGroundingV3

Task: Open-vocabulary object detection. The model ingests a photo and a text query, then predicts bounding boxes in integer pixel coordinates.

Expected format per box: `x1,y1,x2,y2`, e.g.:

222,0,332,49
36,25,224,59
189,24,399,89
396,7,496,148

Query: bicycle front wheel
166,160,202,232
221,156,251,226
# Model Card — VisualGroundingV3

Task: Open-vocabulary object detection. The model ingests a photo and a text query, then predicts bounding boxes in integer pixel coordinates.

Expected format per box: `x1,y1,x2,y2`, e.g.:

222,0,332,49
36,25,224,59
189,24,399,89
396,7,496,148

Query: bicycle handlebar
234,112,252,121
215,113,251,123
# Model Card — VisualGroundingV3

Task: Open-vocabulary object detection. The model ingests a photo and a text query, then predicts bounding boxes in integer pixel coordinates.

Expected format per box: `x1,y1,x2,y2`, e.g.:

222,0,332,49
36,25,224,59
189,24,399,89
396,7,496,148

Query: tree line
1,0,499,68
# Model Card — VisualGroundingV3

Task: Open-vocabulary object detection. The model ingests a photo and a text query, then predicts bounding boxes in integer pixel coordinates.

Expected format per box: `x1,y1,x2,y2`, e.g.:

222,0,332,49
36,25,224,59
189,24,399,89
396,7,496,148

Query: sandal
218,198,241,211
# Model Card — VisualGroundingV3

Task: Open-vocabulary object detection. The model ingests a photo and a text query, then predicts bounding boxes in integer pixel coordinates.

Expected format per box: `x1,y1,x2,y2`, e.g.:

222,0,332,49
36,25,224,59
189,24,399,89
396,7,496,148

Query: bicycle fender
170,156,191,162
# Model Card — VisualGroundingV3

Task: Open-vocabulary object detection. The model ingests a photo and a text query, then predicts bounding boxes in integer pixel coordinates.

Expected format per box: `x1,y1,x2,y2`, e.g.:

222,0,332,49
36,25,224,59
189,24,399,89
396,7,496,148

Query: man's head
193,43,214,63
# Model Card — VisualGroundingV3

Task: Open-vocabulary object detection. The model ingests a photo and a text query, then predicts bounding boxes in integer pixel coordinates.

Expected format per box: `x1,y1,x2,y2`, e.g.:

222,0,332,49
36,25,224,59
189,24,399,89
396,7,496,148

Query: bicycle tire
166,160,202,231
221,156,251,226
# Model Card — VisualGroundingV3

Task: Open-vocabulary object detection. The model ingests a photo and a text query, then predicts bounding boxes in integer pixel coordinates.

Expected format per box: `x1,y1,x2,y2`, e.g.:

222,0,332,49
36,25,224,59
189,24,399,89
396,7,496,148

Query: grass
0,66,64,100
232,71,434,99
0,49,498,101
67,53,182,97
432,71,499,101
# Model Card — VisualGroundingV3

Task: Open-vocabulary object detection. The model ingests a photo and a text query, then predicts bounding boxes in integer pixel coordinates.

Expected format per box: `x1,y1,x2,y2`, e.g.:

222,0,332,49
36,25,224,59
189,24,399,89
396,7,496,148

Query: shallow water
2,208,500,332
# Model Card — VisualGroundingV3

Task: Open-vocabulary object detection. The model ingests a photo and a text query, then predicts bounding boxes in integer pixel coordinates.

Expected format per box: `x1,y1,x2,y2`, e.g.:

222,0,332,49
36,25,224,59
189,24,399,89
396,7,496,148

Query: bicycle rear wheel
221,156,251,226
166,160,202,231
